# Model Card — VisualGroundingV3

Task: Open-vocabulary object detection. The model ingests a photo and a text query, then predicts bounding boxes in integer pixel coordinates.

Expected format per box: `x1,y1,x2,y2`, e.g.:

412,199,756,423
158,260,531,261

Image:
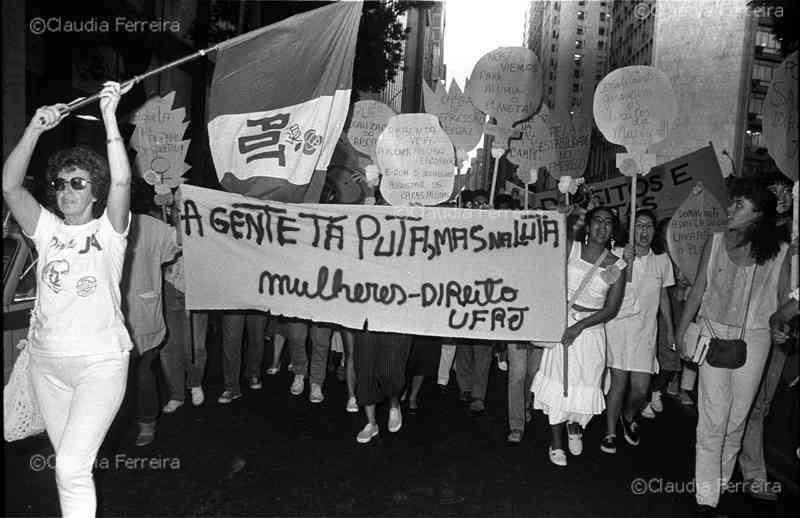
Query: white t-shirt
26,208,133,356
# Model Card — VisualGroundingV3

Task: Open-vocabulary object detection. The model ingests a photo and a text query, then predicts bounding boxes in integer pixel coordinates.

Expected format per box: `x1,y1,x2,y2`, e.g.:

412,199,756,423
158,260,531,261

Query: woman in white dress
603,209,676,454
531,207,627,466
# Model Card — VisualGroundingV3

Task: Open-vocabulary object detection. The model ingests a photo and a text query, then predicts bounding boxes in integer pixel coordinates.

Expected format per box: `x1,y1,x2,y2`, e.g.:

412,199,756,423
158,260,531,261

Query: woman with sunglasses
2,81,132,517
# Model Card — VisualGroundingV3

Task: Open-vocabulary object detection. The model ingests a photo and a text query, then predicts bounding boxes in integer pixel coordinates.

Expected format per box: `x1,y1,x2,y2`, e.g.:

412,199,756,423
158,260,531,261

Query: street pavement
4,344,798,517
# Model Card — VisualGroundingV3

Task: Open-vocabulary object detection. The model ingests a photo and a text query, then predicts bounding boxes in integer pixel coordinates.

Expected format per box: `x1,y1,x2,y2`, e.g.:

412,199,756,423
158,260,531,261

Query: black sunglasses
49,177,93,191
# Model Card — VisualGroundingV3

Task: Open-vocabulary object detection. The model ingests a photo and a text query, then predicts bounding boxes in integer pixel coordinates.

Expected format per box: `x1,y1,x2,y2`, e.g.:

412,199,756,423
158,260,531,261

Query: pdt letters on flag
180,185,567,342
207,1,362,203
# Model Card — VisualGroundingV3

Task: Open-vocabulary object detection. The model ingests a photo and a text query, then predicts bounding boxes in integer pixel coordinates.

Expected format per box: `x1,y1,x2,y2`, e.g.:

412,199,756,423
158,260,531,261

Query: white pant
30,351,129,518
695,321,770,507
437,344,457,386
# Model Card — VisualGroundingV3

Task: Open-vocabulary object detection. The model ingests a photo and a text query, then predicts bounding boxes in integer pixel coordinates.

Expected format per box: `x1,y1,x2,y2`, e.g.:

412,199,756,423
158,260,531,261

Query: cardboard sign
527,145,727,221
376,114,456,206
179,185,567,341
667,187,727,281
346,100,396,161
763,51,798,181
506,105,556,184
129,91,191,198
422,79,485,164
593,66,677,149
466,47,543,129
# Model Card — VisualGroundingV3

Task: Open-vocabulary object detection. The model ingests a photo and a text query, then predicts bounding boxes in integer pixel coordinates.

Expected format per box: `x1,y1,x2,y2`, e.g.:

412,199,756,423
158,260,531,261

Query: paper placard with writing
667,188,727,281
376,114,456,206
180,185,567,341
422,79,485,163
593,66,677,149
129,91,191,197
763,51,798,181
466,47,543,129
346,100,396,162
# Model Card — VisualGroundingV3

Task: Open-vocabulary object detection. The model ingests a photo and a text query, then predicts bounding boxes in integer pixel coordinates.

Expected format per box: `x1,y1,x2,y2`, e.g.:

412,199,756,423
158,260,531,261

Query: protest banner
527,144,727,222
666,184,727,281
179,185,567,342
376,114,456,206
422,79,485,167
129,91,191,204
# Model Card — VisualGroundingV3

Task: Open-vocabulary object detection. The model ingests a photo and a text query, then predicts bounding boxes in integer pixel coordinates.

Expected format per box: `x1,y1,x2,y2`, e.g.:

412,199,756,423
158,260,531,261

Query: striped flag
208,1,362,203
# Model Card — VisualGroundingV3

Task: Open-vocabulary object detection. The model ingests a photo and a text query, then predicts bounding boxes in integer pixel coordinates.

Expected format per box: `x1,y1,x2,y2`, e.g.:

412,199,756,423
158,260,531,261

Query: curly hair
625,208,664,254
727,176,783,265
578,206,620,249
45,146,110,218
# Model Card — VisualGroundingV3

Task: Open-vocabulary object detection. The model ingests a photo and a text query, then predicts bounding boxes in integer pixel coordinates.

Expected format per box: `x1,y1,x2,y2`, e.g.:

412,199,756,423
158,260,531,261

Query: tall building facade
524,0,613,190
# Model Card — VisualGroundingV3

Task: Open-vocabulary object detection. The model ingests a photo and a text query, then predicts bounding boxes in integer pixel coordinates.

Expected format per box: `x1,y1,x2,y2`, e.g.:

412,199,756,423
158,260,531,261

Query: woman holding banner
676,178,790,515
2,81,133,516
602,209,675,454
530,207,627,466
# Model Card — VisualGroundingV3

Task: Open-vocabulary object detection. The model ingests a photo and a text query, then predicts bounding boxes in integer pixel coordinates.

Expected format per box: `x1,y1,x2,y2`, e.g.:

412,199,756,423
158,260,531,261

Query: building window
577,26,584,35
598,40,605,50
551,43,557,52
752,63,773,82
572,83,580,93
746,130,763,149
551,70,557,80
554,1,560,11
600,12,607,22
573,53,583,62
575,40,583,49
574,69,582,78
599,26,605,36
755,30,780,53
577,11,585,20
548,85,553,95
578,0,585,5
749,95,764,114
552,29,558,38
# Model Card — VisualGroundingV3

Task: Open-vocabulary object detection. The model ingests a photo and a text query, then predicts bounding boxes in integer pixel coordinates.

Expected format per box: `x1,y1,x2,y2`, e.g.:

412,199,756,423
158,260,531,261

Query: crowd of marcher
3,88,798,518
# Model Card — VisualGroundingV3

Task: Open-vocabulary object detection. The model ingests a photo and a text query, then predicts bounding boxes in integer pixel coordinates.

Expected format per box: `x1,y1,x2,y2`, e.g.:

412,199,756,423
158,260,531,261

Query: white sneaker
289,375,304,396
651,390,663,413
309,383,324,403
549,446,567,466
346,396,358,413
190,387,205,406
162,400,184,414
567,427,583,456
640,403,656,419
356,423,379,443
388,407,403,433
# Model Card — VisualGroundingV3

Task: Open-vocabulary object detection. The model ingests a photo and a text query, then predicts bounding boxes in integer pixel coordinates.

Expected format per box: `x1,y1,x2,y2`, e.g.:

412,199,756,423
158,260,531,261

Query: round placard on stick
346,100,396,162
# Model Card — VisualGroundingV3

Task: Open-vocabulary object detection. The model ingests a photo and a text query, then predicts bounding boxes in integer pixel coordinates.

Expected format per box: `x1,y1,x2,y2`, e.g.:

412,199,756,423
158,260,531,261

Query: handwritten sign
507,105,555,184
129,91,191,197
179,185,567,341
376,114,456,206
526,145,727,221
763,51,798,181
593,66,677,150
466,47,543,130
346,100,396,161
422,79,485,164
667,186,727,281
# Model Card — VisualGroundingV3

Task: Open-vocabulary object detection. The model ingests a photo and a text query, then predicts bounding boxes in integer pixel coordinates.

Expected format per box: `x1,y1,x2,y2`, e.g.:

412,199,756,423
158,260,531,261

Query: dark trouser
221,311,267,393
455,342,493,400
135,348,160,424
160,310,208,401
354,330,411,406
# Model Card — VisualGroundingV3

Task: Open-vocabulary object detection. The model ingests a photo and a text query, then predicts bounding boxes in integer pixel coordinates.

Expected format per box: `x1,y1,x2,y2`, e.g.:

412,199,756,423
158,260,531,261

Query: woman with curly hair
2,81,133,517
676,177,791,517
530,206,627,466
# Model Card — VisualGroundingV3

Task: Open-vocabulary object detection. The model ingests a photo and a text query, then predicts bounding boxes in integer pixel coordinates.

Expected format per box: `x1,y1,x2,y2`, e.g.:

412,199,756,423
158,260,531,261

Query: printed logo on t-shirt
42,259,70,293
76,276,98,297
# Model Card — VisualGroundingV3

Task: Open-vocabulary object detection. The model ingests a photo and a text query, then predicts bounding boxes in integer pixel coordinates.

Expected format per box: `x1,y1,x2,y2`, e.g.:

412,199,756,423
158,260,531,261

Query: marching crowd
3,85,798,518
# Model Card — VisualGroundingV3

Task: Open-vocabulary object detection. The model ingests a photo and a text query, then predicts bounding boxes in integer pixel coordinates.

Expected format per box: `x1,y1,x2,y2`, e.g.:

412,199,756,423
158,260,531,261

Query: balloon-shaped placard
763,51,798,181
593,66,677,149
666,184,727,282
506,105,556,184
466,47,543,130
346,100,396,161
375,114,455,206
422,79,485,165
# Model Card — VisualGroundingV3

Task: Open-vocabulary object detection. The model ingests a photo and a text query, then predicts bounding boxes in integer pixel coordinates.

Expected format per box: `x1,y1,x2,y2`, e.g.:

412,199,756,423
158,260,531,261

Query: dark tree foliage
747,0,799,54
355,1,411,93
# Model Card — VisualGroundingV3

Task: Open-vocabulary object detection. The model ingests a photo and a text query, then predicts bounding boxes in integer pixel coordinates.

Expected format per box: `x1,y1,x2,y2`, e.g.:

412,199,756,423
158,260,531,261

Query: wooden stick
563,342,568,397
792,180,798,288
489,151,501,204
524,182,529,210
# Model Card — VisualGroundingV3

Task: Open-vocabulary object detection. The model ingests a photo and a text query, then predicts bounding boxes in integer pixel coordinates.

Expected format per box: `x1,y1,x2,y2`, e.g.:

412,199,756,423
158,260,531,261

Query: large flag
208,1,362,203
